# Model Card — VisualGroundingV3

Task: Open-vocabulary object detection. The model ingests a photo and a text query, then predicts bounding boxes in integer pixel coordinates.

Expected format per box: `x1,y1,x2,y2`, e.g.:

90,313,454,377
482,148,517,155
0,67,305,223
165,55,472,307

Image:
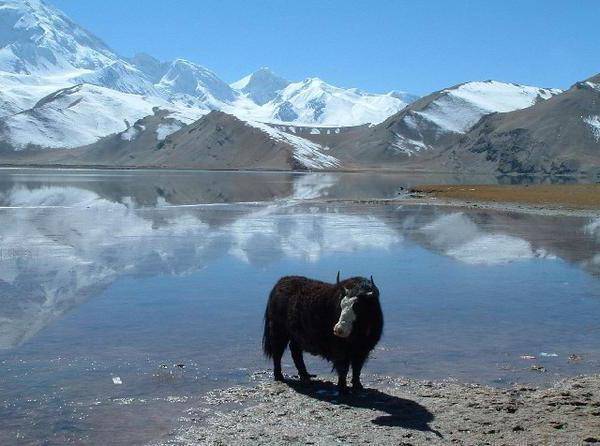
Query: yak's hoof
274,373,285,382
337,385,349,395
299,374,312,383
352,382,364,392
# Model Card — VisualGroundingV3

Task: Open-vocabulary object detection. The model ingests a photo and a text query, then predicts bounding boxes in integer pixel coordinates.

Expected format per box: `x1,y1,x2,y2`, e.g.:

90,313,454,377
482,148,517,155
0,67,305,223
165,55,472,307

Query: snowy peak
73,60,157,96
231,67,290,105
372,80,563,158
126,53,169,83
388,90,420,103
267,77,413,126
157,58,236,104
413,80,562,134
0,0,116,74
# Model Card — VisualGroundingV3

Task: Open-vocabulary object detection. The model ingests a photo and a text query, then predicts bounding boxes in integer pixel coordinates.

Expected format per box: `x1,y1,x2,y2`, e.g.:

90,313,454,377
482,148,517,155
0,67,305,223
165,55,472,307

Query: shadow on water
285,379,442,438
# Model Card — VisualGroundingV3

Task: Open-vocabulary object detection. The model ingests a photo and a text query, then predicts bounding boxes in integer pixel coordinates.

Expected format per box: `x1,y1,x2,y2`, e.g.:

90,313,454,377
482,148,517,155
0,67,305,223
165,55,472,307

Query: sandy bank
160,373,600,445
411,184,600,209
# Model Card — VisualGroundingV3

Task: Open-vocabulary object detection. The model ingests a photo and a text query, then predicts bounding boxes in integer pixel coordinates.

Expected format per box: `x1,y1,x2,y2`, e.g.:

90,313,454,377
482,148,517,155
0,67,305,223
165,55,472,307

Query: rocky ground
156,373,600,445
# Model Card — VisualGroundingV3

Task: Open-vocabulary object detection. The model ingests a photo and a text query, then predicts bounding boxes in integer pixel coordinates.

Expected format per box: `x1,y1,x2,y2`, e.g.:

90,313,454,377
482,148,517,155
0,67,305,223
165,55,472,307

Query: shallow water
0,169,599,445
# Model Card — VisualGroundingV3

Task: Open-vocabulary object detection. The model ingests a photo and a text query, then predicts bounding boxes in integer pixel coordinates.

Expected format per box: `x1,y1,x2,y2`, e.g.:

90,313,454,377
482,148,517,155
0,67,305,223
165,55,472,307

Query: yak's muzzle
333,295,358,338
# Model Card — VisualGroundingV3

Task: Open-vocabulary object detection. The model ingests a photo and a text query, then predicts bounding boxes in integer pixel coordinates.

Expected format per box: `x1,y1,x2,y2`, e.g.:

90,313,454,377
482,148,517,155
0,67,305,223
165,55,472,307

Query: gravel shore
158,373,600,445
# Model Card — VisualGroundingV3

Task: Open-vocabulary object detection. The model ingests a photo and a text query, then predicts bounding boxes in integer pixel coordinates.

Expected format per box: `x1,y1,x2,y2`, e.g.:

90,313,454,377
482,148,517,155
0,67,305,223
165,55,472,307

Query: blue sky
52,0,600,95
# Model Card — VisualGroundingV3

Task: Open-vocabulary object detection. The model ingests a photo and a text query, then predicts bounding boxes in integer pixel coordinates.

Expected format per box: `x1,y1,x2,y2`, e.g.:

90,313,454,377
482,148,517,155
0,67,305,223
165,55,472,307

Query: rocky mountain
444,74,600,175
8,110,340,170
323,80,562,167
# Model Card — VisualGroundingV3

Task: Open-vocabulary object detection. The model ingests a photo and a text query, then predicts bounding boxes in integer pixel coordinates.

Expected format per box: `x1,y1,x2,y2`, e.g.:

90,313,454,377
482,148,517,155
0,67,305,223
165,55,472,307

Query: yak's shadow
286,378,441,437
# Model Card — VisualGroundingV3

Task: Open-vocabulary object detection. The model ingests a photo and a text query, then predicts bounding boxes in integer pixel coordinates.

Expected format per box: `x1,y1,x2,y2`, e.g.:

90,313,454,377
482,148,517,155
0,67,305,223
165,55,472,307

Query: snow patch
246,121,340,169
121,124,144,141
583,116,600,142
156,122,183,141
391,133,429,156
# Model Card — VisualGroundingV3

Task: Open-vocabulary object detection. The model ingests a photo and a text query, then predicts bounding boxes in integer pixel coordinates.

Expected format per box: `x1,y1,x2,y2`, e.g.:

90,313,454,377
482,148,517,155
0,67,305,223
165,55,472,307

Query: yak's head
333,273,379,338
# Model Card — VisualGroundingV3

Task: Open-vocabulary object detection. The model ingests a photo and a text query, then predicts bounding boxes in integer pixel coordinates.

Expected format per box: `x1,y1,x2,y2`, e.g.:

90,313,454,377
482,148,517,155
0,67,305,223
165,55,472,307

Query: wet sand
161,373,600,445
411,184,600,210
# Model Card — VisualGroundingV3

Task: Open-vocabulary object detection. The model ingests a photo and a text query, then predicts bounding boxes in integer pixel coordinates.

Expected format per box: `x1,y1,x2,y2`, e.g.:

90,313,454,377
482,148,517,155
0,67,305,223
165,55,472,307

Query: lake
0,168,599,445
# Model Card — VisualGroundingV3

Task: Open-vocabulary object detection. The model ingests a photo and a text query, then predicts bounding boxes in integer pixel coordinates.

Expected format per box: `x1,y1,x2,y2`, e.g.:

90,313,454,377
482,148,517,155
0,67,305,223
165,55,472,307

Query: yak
263,272,383,393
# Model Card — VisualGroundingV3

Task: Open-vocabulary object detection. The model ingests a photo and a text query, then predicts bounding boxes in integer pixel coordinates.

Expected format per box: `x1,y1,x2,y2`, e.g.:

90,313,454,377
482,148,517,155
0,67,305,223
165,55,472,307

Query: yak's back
270,276,337,305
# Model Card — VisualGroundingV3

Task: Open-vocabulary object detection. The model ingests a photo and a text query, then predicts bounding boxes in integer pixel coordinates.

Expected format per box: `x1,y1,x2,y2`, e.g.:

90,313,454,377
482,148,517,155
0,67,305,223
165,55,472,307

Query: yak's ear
370,275,375,286
336,271,340,285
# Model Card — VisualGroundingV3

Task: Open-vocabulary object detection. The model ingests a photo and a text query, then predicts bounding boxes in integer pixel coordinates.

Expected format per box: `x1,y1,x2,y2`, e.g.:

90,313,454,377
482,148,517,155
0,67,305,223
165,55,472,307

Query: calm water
0,169,599,445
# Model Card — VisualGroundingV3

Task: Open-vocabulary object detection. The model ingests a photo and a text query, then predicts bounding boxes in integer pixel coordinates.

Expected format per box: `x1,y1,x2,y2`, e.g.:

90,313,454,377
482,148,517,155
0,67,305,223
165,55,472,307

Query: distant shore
411,184,600,208
402,184,600,217
162,373,600,445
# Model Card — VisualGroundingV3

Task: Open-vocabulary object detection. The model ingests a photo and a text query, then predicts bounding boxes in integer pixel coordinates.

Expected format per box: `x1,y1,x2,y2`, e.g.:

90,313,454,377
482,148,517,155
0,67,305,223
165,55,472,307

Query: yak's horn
336,271,340,285
370,275,375,286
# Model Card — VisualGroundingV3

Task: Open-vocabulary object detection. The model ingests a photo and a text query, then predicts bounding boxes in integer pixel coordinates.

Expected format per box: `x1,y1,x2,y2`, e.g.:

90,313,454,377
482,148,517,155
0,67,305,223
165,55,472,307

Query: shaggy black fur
263,274,383,393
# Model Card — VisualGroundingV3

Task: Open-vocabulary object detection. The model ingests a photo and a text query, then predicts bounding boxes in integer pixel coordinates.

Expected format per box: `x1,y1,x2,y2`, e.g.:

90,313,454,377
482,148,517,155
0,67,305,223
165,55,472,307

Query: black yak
263,272,383,393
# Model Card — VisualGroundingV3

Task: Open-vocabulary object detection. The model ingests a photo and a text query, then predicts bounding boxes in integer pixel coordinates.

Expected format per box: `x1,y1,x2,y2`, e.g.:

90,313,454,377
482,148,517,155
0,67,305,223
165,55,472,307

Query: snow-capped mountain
231,67,291,105
448,74,600,175
230,73,415,126
0,0,568,164
73,60,157,96
409,80,561,135
375,80,562,157
126,53,170,83
0,83,205,149
0,0,116,74
0,0,421,150
327,80,563,166
157,59,236,105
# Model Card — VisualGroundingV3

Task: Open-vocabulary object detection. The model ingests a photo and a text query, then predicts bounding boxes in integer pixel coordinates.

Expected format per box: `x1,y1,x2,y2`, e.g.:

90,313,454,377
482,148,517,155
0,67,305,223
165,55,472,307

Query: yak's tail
262,295,273,358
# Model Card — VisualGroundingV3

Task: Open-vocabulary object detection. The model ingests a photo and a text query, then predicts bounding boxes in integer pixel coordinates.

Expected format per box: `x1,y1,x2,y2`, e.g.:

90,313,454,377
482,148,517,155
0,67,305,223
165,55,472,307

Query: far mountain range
0,0,598,176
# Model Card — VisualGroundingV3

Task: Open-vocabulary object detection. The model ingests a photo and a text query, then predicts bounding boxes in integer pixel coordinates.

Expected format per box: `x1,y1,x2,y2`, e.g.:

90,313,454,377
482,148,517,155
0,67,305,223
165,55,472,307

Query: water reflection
418,212,555,265
0,184,404,349
0,177,599,351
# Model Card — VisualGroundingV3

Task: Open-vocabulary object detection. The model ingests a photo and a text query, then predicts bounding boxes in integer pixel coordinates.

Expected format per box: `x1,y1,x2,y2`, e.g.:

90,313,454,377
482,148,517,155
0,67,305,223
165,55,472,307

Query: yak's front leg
334,359,350,393
289,340,312,382
351,354,368,391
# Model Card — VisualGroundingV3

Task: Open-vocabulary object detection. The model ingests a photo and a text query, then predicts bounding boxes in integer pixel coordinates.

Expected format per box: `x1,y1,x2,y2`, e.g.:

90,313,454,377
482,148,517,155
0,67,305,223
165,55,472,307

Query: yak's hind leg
334,359,350,394
289,340,312,382
270,328,289,382
351,353,369,391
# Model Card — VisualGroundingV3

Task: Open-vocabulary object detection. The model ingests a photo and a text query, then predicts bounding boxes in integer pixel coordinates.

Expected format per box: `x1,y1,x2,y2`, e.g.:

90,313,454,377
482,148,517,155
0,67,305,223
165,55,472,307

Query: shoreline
305,196,600,218
0,163,598,177
160,372,600,445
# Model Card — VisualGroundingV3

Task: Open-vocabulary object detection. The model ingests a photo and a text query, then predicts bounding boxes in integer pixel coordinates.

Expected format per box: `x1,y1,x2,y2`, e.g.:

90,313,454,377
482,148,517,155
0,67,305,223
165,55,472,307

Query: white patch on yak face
333,295,359,338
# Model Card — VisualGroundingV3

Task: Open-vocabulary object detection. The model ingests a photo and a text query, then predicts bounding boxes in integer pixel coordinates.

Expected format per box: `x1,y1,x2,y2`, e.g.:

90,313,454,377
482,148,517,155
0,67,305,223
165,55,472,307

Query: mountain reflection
0,184,401,349
0,179,598,350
